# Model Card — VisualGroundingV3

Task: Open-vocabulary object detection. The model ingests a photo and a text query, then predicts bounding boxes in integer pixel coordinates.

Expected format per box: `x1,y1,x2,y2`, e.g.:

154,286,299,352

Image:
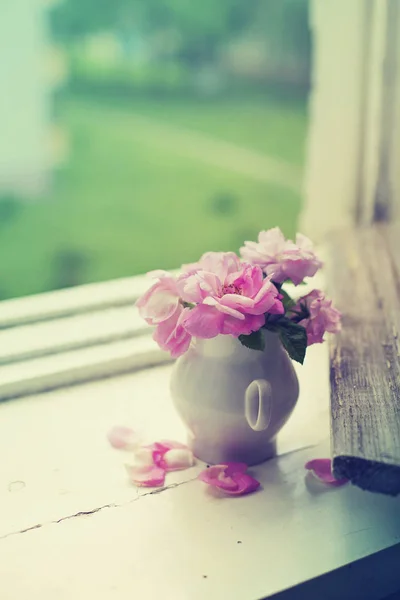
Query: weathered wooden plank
328,224,400,495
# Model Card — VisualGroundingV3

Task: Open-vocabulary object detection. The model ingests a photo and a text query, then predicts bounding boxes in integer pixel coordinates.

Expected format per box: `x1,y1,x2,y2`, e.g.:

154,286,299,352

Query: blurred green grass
0,94,307,300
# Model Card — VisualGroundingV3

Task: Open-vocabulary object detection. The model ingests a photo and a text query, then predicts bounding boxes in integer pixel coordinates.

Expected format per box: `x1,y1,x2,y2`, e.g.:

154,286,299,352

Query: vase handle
244,379,272,432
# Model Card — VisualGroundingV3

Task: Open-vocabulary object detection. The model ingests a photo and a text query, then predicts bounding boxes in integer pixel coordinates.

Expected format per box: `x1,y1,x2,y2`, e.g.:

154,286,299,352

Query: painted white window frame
0,276,171,401
300,0,400,240
1,0,399,400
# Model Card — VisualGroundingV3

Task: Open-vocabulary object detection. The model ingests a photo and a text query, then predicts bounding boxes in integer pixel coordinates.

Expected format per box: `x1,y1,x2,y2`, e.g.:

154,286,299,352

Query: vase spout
244,379,272,432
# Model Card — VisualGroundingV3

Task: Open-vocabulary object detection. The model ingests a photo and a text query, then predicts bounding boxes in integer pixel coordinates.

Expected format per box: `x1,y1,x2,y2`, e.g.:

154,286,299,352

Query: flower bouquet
136,227,341,364
136,228,341,465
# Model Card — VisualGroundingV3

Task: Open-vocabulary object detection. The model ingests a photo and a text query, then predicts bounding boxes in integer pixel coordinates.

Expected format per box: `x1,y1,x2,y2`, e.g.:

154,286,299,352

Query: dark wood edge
333,455,400,496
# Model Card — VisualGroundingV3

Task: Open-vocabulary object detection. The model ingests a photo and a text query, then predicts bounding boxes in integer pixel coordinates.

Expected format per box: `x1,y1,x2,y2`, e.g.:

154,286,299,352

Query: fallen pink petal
148,440,193,470
107,426,140,451
163,448,194,471
131,447,156,468
305,458,348,486
223,473,261,496
200,465,239,491
199,463,260,496
126,464,166,487
109,434,194,488
125,449,166,487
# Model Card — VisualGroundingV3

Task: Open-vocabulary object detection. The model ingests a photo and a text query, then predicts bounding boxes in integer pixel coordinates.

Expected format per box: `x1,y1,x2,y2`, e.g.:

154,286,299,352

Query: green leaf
285,279,307,286
182,301,195,309
243,317,307,362
280,288,296,312
271,280,282,291
289,302,310,324
277,320,307,364
262,315,279,332
239,329,265,352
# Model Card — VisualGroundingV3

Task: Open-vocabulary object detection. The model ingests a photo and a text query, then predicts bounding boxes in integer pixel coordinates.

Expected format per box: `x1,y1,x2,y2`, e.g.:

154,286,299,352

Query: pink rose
294,289,341,345
136,273,192,357
182,251,242,279
178,255,283,339
152,304,192,358
240,227,323,285
136,273,180,325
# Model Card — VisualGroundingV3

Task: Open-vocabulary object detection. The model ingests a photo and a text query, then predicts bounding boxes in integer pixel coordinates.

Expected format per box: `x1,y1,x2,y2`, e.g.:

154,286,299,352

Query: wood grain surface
328,225,400,495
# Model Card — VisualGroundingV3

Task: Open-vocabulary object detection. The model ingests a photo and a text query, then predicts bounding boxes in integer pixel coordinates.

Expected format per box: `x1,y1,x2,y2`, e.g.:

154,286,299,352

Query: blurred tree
164,0,260,66
51,0,259,61
252,0,311,87
51,0,310,85
50,0,131,40
52,249,88,289
0,195,21,225
210,192,238,216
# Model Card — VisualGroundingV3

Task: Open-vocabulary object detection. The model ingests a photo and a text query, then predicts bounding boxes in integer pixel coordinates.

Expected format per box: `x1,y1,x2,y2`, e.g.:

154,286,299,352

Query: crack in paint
343,527,373,537
0,476,197,541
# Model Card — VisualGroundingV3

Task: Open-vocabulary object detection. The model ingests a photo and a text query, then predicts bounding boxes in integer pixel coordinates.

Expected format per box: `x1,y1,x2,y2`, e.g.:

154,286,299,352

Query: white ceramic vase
170,332,299,466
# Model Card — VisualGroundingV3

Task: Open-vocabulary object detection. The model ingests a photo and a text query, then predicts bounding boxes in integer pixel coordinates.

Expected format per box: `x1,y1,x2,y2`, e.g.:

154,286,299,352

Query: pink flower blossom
182,251,241,279
178,256,283,339
294,289,341,345
152,304,192,358
136,273,192,357
136,273,180,326
240,227,323,285
198,463,260,496
305,458,348,487
183,304,266,339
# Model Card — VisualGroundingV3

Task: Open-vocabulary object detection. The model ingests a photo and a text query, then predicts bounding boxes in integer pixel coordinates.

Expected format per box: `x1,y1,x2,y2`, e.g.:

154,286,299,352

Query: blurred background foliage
1,0,311,299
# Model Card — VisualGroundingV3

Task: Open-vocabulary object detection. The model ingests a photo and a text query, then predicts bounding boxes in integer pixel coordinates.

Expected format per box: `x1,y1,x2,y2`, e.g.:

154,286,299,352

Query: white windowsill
0,350,400,599
0,266,400,598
